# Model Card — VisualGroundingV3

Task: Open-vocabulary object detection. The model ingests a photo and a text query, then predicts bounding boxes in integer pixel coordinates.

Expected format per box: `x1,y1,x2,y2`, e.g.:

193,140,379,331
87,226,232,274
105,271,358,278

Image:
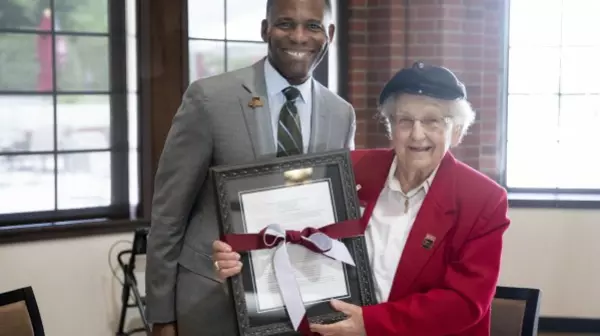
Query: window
505,0,600,194
0,0,139,229
187,0,269,82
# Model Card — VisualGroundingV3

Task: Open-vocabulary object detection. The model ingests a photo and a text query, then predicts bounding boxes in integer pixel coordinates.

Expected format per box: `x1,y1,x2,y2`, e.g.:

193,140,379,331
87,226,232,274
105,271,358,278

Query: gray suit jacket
145,58,356,335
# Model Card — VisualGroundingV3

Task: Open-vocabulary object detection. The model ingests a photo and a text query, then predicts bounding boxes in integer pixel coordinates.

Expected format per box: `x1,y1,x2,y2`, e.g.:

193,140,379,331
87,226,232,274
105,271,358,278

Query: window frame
0,0,144,238
500,0,600,209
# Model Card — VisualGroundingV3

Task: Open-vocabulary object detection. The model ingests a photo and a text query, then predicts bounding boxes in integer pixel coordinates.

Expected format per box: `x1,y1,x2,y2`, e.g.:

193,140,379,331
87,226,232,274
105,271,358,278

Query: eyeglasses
393,115,451,132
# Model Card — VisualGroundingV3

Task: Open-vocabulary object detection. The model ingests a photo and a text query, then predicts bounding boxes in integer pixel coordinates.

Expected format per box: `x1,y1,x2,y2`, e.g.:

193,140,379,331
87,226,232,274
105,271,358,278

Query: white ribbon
262,224,356,330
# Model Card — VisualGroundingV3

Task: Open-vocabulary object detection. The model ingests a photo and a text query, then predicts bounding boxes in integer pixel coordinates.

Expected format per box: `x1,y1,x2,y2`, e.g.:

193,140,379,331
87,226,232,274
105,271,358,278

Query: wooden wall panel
137,0,188,218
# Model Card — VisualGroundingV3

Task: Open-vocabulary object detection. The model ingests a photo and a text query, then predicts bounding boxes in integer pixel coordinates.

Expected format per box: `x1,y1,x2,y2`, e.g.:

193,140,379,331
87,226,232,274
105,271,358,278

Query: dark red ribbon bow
261,226,330,254
222,218,366,253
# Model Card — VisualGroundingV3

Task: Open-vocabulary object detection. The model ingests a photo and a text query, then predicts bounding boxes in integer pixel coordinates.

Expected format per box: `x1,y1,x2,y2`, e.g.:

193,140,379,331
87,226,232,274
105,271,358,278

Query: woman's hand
310,299,366,336
212,240,242,281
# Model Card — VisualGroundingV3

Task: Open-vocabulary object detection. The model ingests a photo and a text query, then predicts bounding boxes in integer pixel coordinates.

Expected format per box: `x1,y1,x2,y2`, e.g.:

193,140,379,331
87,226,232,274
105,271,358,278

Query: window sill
0,218,149,244
508,192,600,209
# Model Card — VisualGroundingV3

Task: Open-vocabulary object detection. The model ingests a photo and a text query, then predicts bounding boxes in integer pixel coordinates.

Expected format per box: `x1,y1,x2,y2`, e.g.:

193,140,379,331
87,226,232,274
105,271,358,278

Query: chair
491,286,541,336
0,286,45,336
116,227,151,336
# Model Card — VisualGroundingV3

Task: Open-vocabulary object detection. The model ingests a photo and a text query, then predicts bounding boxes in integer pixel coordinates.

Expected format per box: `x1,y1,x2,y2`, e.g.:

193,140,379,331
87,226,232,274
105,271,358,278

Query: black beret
378,61,467,105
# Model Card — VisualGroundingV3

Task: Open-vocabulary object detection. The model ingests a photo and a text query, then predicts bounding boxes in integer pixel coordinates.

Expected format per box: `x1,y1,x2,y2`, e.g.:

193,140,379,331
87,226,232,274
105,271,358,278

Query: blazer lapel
307,81,331,153
388,152,458,300
351,149,394,204
351,149,395,231
239,58,276,159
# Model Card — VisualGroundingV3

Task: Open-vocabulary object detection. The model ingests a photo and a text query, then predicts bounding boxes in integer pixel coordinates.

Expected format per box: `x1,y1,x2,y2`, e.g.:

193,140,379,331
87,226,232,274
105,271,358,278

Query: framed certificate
210,149,377,336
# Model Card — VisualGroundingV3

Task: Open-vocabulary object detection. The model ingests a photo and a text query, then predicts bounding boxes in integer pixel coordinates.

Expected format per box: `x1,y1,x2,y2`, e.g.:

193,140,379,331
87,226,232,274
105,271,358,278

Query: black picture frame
210,149,377,336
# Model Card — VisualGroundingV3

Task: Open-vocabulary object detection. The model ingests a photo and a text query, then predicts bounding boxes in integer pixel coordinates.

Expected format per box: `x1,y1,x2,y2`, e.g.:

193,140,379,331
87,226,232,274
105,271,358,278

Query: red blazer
350,148,510,336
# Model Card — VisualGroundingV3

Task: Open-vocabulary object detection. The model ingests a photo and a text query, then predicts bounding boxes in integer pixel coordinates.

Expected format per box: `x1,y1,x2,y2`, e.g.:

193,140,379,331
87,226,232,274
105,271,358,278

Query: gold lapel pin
422,234,436,249
248,96,263,108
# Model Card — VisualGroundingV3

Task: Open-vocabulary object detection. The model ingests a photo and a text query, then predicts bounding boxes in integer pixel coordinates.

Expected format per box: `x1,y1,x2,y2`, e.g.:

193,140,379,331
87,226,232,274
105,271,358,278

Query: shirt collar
264,58,312,103
386,155,438,196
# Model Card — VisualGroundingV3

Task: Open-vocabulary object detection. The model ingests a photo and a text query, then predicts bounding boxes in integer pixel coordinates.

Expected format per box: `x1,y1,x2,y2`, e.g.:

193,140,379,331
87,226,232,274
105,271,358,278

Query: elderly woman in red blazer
213,61,510,336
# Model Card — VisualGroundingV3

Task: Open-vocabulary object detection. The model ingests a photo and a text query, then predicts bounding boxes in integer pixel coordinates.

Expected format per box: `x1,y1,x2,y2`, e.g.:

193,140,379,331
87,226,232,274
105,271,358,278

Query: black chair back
491,285,541,336
0,286,45,336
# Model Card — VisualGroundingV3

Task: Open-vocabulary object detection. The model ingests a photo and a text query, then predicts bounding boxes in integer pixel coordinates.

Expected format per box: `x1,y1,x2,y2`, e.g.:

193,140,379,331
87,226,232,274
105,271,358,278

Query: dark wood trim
509,199,600,209
313,53,329,87
0,206,130,226
137,0,188,219
497,0,510,187
108,0,130,211
181,0,190,88
508,188,600,195
0,219,148,244
335,0,349,100
539,317,600,333
508,191,600,209
137,0,152,220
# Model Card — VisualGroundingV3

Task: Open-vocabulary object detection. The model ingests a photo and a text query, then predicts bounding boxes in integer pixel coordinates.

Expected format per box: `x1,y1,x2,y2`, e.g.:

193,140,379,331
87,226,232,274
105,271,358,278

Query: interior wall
0,232,146,336
499,208,600,318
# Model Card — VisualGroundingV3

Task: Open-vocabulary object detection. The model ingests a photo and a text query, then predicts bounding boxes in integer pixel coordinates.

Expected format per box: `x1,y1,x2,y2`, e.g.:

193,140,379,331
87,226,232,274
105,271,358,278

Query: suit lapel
307,81,331,153
239,58,276,159
239,63,330,156
388,152,458,300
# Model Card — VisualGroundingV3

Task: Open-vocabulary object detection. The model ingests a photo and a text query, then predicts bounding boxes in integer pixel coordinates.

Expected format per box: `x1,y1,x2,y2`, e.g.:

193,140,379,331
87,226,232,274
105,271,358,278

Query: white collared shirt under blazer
263,59,313,154
364,156,437,303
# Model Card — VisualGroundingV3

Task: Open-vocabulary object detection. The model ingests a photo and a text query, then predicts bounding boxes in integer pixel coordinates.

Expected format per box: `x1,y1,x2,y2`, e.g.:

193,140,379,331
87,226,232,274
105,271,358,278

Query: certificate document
239,179,351,312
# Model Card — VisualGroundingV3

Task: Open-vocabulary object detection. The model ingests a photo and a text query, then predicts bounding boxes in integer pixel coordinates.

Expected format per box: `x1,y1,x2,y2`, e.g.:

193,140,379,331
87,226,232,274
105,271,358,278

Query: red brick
414,32,442,44
350,8,368,19
479,156,498,170
411,19,441,31
417,5,446,18
350,45,368,57
442,20,463,31
350,20,367,31
350,0,368,6
444,0,466,5
445,6,464,18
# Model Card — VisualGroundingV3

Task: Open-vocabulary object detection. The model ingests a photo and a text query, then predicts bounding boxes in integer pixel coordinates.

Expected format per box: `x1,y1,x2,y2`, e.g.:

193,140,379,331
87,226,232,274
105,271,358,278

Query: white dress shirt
364,156,438,303
263,59,313,153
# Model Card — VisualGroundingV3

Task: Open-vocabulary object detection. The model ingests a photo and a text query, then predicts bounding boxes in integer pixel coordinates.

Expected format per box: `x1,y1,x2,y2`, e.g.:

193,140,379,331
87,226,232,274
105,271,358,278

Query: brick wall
346,0,506,179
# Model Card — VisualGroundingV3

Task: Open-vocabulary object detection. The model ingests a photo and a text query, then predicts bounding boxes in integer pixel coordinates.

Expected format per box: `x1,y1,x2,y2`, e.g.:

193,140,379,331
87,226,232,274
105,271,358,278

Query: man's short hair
265,0,332,17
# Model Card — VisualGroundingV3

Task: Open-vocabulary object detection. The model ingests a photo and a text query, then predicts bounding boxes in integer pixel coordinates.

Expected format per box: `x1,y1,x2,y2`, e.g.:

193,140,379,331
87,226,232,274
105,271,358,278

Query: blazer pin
248,96,263,108
422,234,436,249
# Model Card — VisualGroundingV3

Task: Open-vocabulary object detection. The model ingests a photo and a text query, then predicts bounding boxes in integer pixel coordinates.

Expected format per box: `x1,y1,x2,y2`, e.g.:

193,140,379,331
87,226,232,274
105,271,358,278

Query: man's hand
309,299,366,336
152,322,177,336
212,240,242,281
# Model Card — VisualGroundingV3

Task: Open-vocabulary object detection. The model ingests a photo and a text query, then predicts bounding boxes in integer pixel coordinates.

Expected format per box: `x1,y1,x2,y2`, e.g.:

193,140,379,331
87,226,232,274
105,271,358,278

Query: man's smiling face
261,0,335,85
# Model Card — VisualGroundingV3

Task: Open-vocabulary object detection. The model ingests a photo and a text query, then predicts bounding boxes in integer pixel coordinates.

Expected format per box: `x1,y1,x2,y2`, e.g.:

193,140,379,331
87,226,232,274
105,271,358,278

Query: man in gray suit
146,0,355,335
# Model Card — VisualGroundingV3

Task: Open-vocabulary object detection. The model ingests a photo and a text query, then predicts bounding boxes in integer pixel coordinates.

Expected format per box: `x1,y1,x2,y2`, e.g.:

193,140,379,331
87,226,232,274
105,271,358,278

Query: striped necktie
277,86,303,157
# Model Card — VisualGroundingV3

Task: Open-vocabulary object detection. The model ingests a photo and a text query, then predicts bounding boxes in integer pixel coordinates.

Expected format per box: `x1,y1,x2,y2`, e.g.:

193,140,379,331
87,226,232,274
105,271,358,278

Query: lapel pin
422,234,436,249
356,184,361,191
248,96,263,108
